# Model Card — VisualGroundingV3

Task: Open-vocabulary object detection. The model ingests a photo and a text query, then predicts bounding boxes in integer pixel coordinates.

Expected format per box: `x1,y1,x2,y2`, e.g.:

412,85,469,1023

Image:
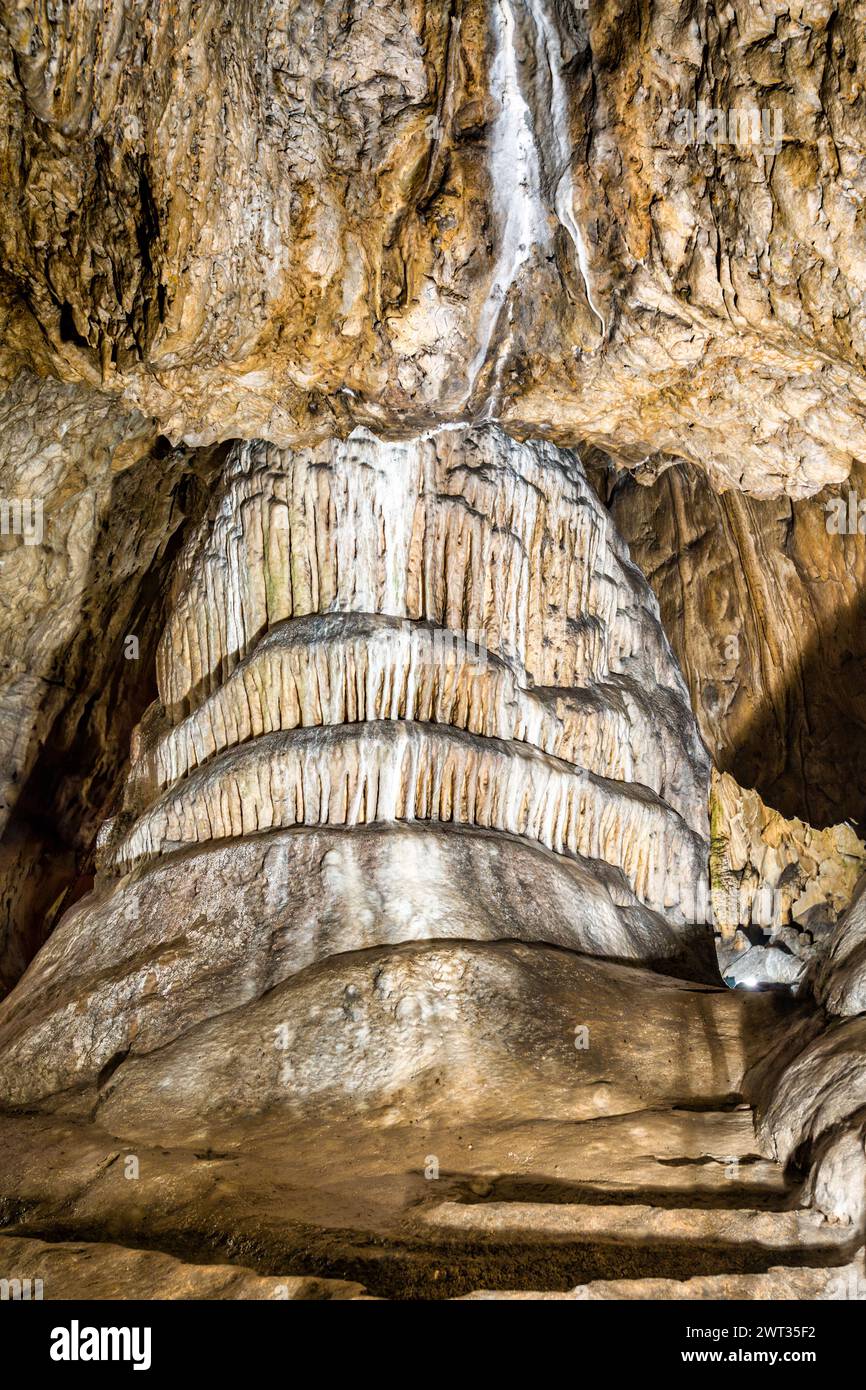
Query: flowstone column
0,425,723,1132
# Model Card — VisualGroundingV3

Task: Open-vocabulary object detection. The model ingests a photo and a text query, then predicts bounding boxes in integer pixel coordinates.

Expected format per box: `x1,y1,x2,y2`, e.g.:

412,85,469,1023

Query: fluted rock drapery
0,424,718,1111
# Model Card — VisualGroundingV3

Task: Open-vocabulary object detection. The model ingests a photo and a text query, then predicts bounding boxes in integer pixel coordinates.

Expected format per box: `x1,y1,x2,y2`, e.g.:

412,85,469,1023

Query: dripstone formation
2,423,864,1299
0,424,717,1111
1,0,865,1302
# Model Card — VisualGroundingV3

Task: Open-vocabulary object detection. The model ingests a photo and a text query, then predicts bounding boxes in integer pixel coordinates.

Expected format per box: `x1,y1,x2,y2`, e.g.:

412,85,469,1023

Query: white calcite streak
526,0,607,337
467,0,605,406
156,426,694,720
467,0,549,406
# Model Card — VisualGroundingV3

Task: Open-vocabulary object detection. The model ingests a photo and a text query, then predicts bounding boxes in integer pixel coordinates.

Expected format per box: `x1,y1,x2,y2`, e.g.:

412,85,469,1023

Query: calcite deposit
1,0,865,492
599,455,866,831
0,425,717,1114
1,0,865,1306
709,769,866,988
97,427,710,914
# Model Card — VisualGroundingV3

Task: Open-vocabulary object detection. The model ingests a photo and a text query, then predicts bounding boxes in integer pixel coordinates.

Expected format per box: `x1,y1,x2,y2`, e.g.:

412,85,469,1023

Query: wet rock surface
1,1,864,494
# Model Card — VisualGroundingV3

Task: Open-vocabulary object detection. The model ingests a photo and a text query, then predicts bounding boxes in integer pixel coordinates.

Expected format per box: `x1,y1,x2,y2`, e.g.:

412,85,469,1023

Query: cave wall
600,456,866,831
0,372,217,993
0,0,865,1297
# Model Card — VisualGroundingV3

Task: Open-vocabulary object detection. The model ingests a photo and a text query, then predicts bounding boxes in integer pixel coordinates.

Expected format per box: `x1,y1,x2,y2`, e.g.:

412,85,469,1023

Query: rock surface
1,0,865,494
755,1012,866,1219
711,770,866,932
601,456,866,830
817,872,866,1017
0,1235,367,1300
708,769,866,988
0,371,217,994
1,1061,849,1302
0,824,719,1110
459,1261,866,1300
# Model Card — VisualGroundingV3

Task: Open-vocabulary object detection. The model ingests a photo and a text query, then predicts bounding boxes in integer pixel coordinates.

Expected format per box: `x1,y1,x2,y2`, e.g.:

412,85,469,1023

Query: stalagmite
100,426,709,920
0,423,717,1114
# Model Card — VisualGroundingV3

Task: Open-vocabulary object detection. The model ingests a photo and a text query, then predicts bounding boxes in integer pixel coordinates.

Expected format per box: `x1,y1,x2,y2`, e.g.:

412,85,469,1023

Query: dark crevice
1,1215,856,1301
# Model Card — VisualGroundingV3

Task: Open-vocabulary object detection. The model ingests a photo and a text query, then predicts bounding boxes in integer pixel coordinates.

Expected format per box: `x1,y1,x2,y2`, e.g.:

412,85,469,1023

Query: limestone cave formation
1,0,865,1310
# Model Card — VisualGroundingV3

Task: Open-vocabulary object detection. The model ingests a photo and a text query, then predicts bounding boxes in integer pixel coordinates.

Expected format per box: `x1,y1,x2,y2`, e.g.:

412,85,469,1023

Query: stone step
416,1201,855,1253
0,1234,369,1301
458,1257,866,1300
445,1168,794,1211
422,1107,796,1211
0,1108,821,1301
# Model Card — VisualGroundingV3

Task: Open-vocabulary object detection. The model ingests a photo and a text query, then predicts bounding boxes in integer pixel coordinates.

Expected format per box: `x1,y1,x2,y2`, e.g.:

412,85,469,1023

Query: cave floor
1,1103,862,1300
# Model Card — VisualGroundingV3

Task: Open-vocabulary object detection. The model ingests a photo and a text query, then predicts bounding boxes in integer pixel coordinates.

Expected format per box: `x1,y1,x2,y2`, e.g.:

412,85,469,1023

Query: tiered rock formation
104,426,710,905
0,424,717,1111
1,422,863,1300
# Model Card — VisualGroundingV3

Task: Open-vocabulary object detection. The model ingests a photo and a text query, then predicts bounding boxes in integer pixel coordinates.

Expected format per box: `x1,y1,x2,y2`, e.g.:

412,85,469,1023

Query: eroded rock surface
0,371,217,993
708,769,866,989
818,874,866,1018
5,1089,856,1301
1,0,864,494
0,1236,368,1301
711,771,866,935
753,871,866,1227
601,457,866,830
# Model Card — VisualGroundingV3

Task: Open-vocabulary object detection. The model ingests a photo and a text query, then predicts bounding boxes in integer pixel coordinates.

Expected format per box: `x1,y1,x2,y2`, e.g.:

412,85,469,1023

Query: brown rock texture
601,456,866,830
0,371,220,992
1,0,864,493
711,770,866,935
0,1235,368,1300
